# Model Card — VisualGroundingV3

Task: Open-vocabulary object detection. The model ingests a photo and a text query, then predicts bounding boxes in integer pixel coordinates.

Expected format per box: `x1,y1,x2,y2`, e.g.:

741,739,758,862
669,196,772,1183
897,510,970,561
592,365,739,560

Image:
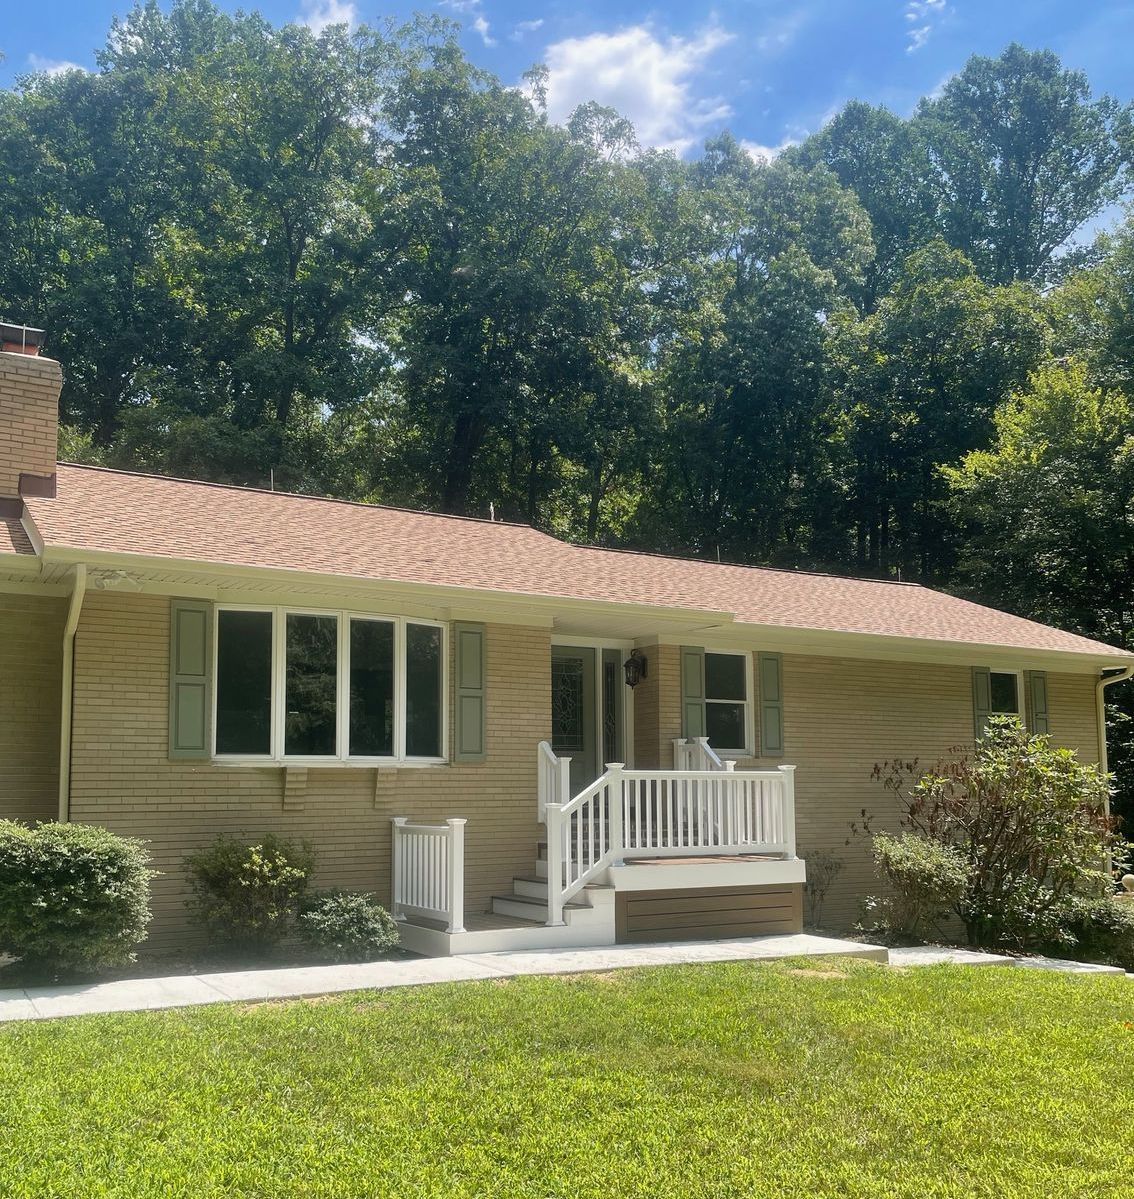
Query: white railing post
605,762,625,863
445,818,466,933
556,756,571,807
544,802,565,926
778,764,797,859
390,817,406,921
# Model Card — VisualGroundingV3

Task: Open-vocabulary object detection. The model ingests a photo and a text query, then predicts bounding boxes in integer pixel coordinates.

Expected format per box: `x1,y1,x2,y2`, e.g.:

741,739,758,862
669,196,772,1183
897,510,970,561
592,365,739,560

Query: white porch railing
390,817,466,933
673,736,726,772
542,749,796,927
537,739,571,823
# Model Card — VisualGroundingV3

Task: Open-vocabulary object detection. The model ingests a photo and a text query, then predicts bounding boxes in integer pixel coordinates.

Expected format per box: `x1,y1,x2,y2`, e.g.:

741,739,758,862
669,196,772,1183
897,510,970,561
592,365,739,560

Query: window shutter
454,622,487,761
972,667,992,741
758,652,784,757
169,599,212,759
680,646,706,738
1027,670,1049,735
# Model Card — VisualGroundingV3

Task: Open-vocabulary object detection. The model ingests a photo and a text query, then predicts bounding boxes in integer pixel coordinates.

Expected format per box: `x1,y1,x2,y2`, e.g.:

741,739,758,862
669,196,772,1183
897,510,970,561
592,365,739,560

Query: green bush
297,891,401,962
186,834,316,949
0,821,153,974
1050,894,1134,970
866,832,970,938
867,719,1121,951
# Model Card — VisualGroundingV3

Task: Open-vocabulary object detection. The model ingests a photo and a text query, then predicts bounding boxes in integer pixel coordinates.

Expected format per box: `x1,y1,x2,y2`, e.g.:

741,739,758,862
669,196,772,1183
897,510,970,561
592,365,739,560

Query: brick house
2,329,1131,954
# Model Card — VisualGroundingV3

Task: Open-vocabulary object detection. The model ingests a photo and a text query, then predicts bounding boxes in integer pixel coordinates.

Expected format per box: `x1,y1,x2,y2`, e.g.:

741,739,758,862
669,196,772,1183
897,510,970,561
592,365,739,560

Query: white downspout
57,563,87,823
1096,665,1134,781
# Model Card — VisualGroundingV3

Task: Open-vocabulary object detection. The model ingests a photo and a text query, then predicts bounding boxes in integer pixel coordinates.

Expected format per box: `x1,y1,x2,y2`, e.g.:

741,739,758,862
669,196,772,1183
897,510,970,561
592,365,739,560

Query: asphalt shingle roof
18,464,1130,660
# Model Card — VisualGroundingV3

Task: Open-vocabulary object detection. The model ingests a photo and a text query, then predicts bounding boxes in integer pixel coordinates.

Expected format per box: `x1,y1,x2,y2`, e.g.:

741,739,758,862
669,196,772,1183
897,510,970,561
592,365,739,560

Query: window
215,610,273,755
213,607,446,762
704,651,749,753
989,670,1020,717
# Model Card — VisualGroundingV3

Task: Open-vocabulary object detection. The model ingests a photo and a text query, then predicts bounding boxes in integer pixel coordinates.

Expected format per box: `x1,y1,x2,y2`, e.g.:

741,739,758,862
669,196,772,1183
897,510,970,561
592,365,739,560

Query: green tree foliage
3,11,1134,807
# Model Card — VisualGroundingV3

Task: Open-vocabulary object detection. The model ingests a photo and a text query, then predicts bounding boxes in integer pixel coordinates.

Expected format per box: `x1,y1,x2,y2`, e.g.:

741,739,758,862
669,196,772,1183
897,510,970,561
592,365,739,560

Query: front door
551,645,598,795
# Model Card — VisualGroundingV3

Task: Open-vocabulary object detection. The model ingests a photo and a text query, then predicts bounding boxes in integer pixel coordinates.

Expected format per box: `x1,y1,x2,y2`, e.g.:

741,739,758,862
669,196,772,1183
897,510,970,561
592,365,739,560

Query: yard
0,959,1130,1197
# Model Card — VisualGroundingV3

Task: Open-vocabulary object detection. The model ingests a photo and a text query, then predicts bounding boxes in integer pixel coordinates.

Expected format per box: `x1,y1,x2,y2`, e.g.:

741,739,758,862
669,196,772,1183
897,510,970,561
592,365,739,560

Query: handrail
673,736,727,772
537,739,571,823
541,748,797,928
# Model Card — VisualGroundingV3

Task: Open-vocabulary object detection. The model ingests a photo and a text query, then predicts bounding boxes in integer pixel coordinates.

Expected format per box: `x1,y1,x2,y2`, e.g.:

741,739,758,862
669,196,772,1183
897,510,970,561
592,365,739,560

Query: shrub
1050,894,1134,970
800,848,843,927
866,833,970,938
297,891,400,962
0,821,153,974
186,834,316,949
864,719,1123,951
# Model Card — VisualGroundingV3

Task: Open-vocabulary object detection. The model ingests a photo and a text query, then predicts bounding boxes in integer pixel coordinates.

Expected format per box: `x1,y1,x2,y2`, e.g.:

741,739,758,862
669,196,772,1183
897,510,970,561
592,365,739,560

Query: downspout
57,563,87,823
1096,665,1134,782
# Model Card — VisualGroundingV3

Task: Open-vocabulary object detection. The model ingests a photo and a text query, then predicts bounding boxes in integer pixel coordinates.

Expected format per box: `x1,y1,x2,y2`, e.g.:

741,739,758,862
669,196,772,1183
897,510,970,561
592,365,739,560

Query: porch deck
393,739,805,957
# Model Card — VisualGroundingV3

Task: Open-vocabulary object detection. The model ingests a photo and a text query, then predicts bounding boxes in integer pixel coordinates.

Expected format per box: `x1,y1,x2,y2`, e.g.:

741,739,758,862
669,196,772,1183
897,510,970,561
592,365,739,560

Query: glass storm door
550,645,598,795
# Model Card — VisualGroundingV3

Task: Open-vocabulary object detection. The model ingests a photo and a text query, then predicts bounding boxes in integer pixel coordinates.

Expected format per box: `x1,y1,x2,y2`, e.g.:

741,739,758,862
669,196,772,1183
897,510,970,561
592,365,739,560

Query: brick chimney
0,322,61,516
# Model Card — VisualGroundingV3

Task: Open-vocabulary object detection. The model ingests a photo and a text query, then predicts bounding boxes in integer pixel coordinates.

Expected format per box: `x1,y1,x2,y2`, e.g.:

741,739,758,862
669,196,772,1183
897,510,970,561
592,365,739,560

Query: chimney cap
0,322,46,353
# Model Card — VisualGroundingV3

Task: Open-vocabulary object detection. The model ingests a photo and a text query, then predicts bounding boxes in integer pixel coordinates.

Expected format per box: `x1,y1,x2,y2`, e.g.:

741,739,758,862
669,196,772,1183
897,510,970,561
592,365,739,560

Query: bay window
213,607,446,762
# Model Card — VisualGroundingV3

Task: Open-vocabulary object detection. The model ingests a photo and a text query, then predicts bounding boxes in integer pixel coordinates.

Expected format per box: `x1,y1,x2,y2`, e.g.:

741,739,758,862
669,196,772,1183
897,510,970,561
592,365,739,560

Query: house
2,329,1132,955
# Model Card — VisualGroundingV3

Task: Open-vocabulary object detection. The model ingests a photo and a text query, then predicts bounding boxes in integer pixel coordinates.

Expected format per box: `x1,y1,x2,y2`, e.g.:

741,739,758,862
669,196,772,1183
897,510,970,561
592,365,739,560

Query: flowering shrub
186,834,316,949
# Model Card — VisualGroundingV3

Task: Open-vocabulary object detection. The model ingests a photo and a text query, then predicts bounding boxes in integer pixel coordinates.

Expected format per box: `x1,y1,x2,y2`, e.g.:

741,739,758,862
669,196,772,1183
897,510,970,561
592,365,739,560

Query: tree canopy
3,4,1134,811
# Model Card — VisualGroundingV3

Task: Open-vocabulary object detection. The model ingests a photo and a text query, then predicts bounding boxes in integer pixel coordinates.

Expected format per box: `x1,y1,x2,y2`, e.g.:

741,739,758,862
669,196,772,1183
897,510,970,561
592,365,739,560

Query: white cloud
904,0,947,53
511,18,544,41
472,14,496,47
26,53,85,76
541,24,733,155
441,0,495,46
740,138,797,164
299,0,357,35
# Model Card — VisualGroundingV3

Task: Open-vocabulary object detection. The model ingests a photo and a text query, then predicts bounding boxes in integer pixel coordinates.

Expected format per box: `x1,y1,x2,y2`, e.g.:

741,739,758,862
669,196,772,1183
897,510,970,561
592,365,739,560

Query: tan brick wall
0,353,61,496
0,593,64,823
726,654,1101,929
632,643,681,768
68,592,551,949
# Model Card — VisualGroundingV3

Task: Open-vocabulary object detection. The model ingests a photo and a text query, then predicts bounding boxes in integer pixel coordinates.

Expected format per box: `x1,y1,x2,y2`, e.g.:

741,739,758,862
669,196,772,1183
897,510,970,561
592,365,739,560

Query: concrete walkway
0,933,883,1023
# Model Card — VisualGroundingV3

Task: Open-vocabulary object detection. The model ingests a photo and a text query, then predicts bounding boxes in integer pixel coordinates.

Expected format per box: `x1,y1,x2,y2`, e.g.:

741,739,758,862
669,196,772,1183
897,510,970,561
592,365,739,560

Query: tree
915,44,1131,286
826,240,1048,578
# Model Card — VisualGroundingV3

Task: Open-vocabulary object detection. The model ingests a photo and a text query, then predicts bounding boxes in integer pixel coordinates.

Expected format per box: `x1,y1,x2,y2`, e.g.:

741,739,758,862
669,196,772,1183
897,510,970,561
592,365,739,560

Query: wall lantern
623,648,648,689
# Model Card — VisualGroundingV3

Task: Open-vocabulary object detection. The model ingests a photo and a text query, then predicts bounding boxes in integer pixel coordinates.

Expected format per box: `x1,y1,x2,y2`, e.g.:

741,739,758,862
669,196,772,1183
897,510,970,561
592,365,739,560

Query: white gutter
57,562,86,823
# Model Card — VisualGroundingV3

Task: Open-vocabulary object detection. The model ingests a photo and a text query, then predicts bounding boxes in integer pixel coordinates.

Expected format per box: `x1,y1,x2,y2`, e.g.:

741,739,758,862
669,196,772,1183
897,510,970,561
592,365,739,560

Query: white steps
490,858,611,927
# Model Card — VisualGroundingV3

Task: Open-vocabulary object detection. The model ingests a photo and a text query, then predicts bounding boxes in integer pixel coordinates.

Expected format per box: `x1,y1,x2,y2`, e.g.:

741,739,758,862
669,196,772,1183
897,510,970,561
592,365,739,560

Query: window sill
210,756,450,770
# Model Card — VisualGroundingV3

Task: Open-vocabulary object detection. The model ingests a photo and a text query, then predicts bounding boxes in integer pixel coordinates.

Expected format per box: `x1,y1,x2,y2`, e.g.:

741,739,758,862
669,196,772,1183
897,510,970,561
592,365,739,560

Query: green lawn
0,959,1131,1197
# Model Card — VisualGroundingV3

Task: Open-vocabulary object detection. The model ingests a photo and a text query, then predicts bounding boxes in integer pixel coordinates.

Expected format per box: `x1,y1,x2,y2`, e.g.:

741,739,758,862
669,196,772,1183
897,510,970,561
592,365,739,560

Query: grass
0,959,1131,1197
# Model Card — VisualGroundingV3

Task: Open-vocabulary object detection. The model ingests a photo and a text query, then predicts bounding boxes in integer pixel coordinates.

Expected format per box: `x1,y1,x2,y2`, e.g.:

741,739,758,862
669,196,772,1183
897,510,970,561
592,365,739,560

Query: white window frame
988,668,1024,719
212,604,448,766
703,648,754,757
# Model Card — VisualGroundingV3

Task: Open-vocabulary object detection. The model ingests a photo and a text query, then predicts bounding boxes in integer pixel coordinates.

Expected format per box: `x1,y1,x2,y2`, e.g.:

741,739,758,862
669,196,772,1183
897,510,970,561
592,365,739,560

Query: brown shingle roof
0,517,32,556
21,464,1130,660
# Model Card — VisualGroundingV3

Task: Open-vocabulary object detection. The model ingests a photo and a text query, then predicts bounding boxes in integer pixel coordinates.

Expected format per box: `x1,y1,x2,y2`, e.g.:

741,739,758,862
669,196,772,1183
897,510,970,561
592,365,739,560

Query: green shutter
169,599,212,759
680,646,706,738
1027,670,1049,735
454,622,487,761
972,667,992,741
758,652,784,757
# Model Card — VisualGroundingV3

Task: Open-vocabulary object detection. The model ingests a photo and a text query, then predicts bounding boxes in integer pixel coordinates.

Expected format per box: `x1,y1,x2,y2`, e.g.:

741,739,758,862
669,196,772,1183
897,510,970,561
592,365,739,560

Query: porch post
605,762,625,863
544,802,566,926
390,817,407,921
778,764,797,859
445,818,467,934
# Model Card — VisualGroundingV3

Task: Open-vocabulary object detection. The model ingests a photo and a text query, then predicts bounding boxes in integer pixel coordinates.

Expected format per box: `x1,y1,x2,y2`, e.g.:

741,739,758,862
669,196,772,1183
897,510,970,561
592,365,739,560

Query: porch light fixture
623,648,648,689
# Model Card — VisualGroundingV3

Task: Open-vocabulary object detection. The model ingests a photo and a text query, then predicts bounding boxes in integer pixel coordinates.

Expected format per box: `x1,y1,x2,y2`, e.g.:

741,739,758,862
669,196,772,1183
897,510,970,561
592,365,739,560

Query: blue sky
3,1,1133,162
